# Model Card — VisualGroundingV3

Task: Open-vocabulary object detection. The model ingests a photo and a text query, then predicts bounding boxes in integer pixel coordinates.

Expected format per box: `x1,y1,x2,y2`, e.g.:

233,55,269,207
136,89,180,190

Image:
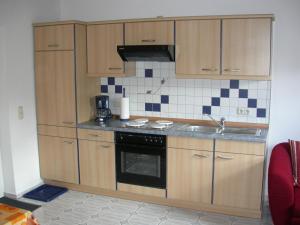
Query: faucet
205,114,226,135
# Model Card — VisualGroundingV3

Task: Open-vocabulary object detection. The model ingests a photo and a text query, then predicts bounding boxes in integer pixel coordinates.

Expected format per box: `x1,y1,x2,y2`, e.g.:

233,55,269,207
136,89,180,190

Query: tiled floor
23,191,273,225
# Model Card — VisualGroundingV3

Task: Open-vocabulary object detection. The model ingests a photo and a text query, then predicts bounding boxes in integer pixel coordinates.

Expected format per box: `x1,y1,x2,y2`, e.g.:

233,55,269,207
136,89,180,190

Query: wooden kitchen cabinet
34,24,74,51
38,135,79,184
79,140,116,190
125,21,174,45
35,51,76,127
167,148,213,204
222,18,272,77
213,140,265,210
175,20,221,76
87,23,125,76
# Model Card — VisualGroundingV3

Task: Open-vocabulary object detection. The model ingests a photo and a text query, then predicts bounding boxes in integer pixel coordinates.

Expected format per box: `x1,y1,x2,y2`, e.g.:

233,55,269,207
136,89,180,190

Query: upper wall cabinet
34,25,74,51
222,18,272,77
87,23,125,76
176,20,221,76
125,21,174,45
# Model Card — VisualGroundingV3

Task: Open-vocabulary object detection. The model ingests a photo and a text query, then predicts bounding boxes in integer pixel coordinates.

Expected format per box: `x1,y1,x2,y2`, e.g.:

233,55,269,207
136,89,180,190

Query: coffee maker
95,95,112,122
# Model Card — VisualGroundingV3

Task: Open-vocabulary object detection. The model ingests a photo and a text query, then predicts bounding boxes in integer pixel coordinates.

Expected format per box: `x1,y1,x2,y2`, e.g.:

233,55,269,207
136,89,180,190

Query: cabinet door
176,20,221,76
34,25,74,51
125,21,174,45
167,148,213,204
55,51,76,127
213,152,264,210
35,52,58,126
87,24,124,75
38,135,79,184
222,18,271,76
79,140,116,190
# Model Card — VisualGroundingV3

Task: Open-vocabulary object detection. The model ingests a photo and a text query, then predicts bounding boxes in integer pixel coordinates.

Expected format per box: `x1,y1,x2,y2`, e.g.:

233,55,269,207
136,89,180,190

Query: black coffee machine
95,95,112,122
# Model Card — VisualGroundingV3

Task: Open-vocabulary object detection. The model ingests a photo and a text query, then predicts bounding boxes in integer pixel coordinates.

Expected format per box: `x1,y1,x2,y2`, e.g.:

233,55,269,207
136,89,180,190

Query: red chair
268,143,300,225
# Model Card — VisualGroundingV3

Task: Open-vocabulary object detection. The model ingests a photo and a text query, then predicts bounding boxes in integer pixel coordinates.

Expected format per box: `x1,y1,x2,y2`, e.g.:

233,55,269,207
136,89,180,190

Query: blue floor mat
23,184,68,202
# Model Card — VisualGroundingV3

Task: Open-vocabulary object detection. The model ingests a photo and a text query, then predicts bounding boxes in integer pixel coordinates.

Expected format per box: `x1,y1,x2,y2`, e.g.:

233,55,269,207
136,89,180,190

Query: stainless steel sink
223,128,262,136
179,125,217,133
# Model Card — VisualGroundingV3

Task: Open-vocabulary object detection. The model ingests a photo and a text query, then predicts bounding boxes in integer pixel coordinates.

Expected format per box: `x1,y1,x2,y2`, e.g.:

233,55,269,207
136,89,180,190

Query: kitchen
0,1,300,225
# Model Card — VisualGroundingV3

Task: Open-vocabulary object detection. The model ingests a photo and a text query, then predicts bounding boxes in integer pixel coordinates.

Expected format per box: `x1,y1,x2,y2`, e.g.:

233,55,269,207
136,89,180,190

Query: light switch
18,106,24,120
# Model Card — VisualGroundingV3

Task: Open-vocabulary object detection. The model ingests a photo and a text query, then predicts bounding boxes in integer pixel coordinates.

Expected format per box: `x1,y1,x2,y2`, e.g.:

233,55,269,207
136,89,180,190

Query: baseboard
4,181,44,199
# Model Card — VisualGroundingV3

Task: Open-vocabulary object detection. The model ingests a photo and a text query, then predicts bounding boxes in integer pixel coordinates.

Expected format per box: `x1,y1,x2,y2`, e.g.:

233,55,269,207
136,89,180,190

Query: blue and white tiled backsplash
100,62,271,124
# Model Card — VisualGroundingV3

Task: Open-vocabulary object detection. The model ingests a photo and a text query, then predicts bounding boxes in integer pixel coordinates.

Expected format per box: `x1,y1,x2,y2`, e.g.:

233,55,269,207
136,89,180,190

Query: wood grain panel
77,129,114,142
79,140,116,190
167,148,213,204
176,20,221,76
34,24,74,51
125,21,174,45
168,136,213,151
37,125,77,138
222,18,272,76
215,140,265,156
117,183,166,198
87,23,124,75
213,152,264,210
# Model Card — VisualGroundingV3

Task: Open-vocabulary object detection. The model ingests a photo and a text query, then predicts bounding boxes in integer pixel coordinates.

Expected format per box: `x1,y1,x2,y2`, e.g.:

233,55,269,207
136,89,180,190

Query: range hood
117,45,175,62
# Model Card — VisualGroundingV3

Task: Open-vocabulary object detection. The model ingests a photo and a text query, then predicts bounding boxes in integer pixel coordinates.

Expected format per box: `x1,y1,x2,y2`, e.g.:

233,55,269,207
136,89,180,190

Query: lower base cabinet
38,135,79,184
167,148,213,204
79,140,116,190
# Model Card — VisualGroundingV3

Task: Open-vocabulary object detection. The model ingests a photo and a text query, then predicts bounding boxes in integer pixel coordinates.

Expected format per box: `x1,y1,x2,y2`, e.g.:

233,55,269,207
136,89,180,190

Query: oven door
116,143,166,188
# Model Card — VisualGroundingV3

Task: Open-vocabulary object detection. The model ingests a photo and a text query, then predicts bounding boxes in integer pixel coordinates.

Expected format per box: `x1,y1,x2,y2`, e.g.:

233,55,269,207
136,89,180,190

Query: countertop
77,119,268,143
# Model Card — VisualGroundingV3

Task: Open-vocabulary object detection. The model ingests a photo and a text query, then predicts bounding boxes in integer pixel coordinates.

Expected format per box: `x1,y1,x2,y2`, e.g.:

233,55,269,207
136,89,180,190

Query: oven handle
116,143,165,149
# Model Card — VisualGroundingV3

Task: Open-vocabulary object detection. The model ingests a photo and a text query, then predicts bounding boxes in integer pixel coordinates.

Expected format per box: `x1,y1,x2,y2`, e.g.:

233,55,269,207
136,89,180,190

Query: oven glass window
121,152,161,177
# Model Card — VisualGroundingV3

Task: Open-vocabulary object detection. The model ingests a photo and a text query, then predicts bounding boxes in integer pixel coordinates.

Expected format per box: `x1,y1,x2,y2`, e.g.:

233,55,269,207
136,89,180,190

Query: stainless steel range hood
117,45,175,62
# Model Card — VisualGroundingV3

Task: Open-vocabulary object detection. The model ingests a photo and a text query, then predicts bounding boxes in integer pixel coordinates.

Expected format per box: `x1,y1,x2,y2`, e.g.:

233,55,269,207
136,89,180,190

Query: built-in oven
115,131,166,189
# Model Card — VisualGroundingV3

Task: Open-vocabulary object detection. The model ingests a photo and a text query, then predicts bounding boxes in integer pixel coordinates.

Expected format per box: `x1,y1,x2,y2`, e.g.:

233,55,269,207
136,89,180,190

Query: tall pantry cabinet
34,22,98,184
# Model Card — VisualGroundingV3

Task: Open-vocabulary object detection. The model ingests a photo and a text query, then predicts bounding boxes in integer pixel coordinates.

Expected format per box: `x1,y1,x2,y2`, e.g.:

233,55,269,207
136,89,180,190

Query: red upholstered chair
268,143,300,225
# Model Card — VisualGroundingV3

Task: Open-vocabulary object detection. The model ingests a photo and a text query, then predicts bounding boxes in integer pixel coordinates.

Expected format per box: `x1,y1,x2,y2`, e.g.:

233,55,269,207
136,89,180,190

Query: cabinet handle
193,153,209,158
62,140,74,144
202,68,218,72
141,39,156,43
223,68,240,72
88,134,102,137
63,121,74,125
48,44,59,48
108,67,122,70
98,145,111,149
216,155,234,160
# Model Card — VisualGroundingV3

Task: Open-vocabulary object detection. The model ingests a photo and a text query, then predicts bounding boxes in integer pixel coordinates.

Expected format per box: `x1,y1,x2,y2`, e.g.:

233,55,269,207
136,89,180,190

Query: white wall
0,27,4,197
60,0,300,148
0,0,60,196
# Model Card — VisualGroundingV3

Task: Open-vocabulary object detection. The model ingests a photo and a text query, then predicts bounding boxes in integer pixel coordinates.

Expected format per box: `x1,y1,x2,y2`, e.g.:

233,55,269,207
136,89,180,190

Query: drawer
34,24,74,51
215,140,265,156
38,125,77,138
168,136,213,151
77,129,114,142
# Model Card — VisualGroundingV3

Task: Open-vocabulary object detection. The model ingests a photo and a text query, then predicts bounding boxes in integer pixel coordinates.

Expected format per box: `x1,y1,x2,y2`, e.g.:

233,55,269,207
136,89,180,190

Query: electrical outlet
18,106,24,120
236,107,250,116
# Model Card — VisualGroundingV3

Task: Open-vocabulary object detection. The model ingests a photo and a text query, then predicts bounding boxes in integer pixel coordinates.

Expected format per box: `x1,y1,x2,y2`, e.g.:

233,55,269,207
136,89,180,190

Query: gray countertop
77,119,268,143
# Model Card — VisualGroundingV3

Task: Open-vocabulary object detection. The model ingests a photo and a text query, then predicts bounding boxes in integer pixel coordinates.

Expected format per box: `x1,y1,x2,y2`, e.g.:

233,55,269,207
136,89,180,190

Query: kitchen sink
178,125,217,133
223,128,262,136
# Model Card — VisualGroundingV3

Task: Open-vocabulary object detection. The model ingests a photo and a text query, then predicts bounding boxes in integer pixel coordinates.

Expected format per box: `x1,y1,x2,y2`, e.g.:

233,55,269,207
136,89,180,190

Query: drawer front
35,24,74,51
168,136,213,151
38,125,77,138
77,129,114,142
215,140,265,156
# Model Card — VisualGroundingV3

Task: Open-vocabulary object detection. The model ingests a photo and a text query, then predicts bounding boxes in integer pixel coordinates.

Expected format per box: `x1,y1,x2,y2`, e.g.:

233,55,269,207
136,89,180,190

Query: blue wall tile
202,106,211,115
145,69,153,78
145,103,153,111
153,103,161,112
108,77,115,85
221,89,230,98
257,108,266,118
115,85,123,94
239,89,248,98
101,85,108,93
212,97,220,106
161,95,169,104
248,99,257,108
230,80,239,89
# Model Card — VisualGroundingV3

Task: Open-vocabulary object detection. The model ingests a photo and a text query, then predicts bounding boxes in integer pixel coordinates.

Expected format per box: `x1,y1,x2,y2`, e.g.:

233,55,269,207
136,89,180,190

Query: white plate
150,123,167,129
134,118,149,123
126,121,145,127
155,120,173,126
